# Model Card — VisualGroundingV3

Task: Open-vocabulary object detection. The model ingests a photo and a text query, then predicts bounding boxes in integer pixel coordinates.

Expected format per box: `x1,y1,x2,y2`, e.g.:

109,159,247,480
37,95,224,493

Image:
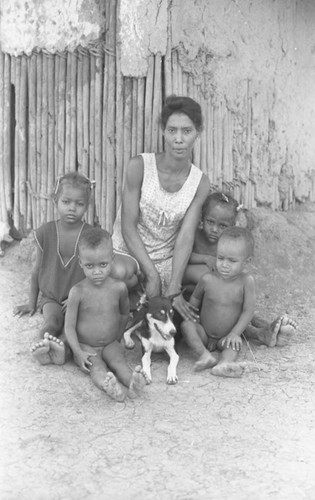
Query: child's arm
118,282,130,337
188,230,216,268
189,252,216,270
13,246,41,317
221,274,256,351
65,286,96,373
189,275,207,311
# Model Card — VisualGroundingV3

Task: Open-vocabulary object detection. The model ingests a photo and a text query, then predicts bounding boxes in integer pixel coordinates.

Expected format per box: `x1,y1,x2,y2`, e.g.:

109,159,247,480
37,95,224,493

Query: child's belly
200,303,242,338
76,316,120,347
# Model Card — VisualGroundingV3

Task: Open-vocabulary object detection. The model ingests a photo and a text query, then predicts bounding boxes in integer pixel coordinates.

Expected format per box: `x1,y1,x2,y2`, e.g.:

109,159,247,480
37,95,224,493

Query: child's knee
42,317,64,335
181,319,196,337
181,319,190,331
111,261,135,282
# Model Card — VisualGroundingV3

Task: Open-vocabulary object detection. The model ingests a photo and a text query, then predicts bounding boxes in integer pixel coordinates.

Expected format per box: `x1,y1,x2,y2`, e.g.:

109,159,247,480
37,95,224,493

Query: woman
111,96,210,321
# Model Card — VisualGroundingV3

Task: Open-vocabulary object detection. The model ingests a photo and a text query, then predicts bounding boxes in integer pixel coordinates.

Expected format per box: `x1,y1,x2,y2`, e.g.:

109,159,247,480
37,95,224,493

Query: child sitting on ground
64,227,149,401
181,226,255,377
13,173,94,364
183,191,296,346
184,192,239,287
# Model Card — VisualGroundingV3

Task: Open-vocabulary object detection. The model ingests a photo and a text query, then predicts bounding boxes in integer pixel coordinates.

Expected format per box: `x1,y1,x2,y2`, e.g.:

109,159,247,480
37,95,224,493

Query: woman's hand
13,303,36,317
145,271,162,298
171,294,199,322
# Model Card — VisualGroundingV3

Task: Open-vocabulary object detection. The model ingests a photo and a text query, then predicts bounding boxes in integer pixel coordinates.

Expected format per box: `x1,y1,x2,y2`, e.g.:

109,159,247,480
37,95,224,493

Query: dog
124,295,179,385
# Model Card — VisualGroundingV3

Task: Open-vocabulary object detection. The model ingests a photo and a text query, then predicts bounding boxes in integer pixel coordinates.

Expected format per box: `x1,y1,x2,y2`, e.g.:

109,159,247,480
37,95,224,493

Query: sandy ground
1,206,315,500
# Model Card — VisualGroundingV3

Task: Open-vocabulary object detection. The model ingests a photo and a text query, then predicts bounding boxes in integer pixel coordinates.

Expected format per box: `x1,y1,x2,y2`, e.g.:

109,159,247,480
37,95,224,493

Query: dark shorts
39,295,64,313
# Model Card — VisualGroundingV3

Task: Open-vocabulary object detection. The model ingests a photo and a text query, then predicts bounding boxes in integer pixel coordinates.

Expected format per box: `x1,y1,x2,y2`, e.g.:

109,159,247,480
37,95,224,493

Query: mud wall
120,0,315,205
0,0,103,54
1,0,315,208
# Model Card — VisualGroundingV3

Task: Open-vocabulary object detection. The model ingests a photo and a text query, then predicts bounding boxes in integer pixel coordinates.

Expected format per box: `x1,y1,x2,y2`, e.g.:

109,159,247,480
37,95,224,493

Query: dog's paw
166,375,178,385
124,337,135,349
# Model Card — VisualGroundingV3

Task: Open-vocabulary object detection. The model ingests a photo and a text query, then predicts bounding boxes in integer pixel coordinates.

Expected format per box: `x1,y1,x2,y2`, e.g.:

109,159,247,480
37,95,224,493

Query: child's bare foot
211,362,244,378
277,314,297,346
102,372,126,402
43,333,66,364
31,333,66,365
128,365,150,398
31,338,51,365
194,351,217,371
260,316,282,347
280,314,297,334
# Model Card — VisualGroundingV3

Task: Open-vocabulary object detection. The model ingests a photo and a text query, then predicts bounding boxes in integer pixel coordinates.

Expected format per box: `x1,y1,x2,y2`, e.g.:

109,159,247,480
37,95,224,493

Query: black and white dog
124,295,179,385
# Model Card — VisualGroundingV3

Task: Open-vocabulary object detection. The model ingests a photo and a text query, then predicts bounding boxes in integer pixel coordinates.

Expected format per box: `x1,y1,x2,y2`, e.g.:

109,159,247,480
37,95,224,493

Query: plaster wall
120,0,315,203
120,0,168,76
1,0,314,203
0,0,103,55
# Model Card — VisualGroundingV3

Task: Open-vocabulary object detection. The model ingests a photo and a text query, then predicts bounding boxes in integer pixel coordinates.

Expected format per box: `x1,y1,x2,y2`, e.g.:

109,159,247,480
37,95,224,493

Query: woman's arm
168,174,210,293
121,155,161,296
166,174,210,318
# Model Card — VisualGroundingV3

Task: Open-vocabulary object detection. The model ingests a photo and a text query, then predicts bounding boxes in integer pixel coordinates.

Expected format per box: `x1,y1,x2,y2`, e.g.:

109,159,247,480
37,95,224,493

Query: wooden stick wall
0,41,303,233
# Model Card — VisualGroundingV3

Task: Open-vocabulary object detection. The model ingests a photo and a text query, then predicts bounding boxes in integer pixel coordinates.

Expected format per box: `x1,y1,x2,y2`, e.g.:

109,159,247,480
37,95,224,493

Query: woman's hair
78,227,112,252
219,226,254,257
53,172,93,203
160,95,203,131
201,192,239,220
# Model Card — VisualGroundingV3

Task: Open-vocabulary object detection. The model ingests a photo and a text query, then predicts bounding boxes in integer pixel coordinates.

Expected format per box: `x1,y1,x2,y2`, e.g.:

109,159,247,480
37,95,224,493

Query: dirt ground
1,206,315,500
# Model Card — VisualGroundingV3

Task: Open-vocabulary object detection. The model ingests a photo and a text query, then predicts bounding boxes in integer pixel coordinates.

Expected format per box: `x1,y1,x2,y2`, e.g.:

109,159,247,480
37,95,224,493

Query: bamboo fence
0,27,303,233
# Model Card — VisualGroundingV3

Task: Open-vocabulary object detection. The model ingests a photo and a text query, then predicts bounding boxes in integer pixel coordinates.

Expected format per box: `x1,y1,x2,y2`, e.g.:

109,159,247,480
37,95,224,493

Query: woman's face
163,112,199,159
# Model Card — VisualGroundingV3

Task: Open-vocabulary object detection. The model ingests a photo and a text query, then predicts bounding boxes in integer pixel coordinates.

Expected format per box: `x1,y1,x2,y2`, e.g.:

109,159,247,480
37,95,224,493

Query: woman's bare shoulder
199,172,211,192
127,154,145,171
125,155,145,185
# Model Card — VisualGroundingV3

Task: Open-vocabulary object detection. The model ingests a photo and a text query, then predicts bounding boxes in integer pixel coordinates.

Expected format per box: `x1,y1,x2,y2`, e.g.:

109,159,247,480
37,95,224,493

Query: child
13,172,94,364
64,227,148,401
183,191,296,346
183,192,239,287
181,227,255,377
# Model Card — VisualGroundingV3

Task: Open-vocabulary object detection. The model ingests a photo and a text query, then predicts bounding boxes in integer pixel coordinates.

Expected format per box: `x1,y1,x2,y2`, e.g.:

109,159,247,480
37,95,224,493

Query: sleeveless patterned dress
112,153,202,292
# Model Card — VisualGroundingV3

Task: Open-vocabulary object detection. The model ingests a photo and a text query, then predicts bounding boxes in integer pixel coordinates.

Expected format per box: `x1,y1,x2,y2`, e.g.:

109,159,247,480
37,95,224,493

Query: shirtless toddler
65,227,149,401
183,191,296,346
182,226,256,377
